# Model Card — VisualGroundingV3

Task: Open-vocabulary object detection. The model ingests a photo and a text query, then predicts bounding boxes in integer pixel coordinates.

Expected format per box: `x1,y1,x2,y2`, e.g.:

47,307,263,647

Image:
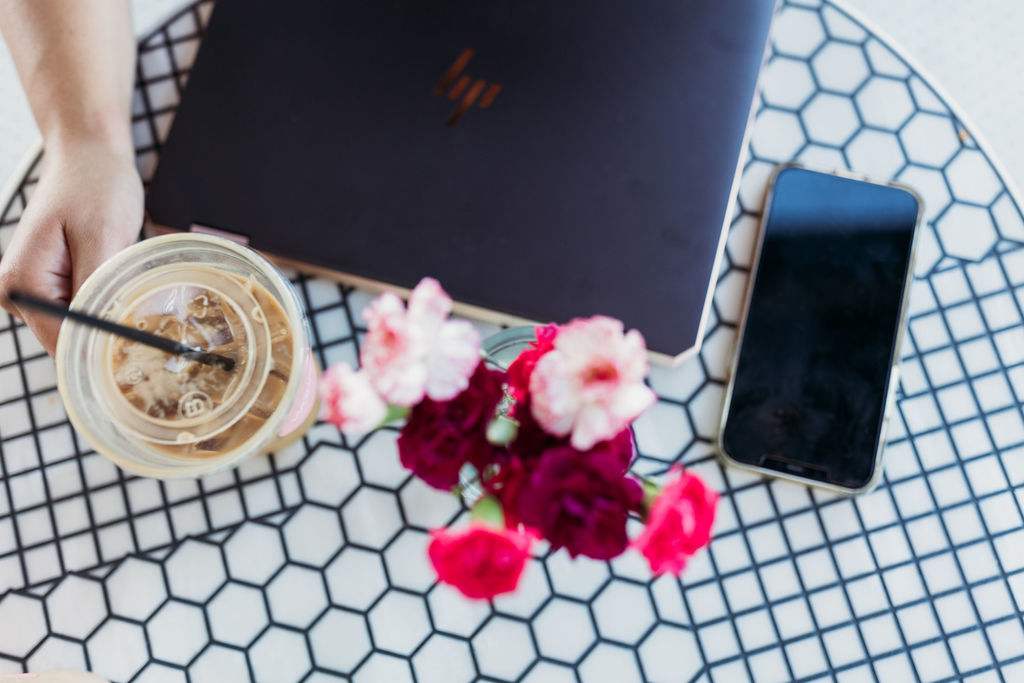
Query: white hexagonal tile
822,5,867,41
713,269,749,325
700,325,737,381
353,653,413,683
224,522,285,585
899,166,952,224
135,663,187,683
472,617,537,680
427,583,492,637
648,357,707,404
267,565,328,628
399,478,461,529
208,582,268,647
165,539,226,602
738,160,775,213
689,382,727,441
810,43,868,94
249,627,311,683
800,93,858,147
342,488,403,549
533,599,595,663
913,224,944,276
325,547,388,610
772,6,826,58
593,582,657,645
546,550,610,600
283,505,343,567
106,558,167,621
189,645,249,683
634,401,693,462
46,575,106,639
638,625,702,683
900,113,961,168
936,204,997,262
383,530,433,592
368,591,431,655
866,38,910,78
147,600,208,665
493,559,551,618
356,430,407,488
310,608,371,674
412,634,475,683
751,109,805,162
946,149,1001,205
846,129,906,180
299,445,361,506
26,636,86,672
855,77,914,130
523,662,576,683
761,57,815,110
0,594,46,657
798,144,848,171
87,619,149,683
579,643,644,683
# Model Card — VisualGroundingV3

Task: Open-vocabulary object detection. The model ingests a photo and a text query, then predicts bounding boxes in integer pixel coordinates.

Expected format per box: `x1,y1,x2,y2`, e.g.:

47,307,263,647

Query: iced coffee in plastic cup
56,233,317,478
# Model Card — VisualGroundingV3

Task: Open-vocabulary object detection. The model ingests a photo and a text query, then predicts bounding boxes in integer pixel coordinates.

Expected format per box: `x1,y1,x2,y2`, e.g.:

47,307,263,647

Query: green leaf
383,404,410,424
470,495,505,527
486,415,519,446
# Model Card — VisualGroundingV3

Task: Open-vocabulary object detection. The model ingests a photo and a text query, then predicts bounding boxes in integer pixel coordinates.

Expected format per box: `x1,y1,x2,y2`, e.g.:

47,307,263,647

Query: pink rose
319,363,387,434
529,316,655,450
361,278,480,406
632,468,718,575
428,523,532,599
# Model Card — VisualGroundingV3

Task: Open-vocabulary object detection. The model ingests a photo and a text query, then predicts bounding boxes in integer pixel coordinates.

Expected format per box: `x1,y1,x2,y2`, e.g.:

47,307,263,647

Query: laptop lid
147,0,773,360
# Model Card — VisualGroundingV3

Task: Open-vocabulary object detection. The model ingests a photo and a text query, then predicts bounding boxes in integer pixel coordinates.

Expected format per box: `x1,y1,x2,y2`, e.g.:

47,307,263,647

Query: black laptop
147,0,773,361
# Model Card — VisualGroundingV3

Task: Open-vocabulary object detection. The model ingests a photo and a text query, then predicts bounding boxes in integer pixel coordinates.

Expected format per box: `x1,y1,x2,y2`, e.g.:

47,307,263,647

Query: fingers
0,221,70,357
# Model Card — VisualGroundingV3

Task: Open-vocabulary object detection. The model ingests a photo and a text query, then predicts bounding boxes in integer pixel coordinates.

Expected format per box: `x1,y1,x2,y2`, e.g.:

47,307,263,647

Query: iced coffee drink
57,234,316,478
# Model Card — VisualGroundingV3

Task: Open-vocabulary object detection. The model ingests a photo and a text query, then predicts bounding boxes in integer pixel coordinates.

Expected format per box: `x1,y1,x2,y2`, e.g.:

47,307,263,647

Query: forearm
0,0,135,152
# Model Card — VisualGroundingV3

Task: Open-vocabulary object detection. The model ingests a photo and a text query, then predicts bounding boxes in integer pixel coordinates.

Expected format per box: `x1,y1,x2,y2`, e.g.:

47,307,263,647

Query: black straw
8,290,236,371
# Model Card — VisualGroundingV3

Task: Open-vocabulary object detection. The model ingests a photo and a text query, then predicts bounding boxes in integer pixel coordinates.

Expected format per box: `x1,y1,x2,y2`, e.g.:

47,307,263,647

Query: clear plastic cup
56,233,317,478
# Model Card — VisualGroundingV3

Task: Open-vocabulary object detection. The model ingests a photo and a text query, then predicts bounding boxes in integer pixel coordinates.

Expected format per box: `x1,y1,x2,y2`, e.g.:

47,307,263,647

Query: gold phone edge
715,162,926,496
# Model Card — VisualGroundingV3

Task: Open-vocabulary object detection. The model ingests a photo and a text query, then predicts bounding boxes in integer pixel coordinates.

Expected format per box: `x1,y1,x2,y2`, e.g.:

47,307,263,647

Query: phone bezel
716,163,925,495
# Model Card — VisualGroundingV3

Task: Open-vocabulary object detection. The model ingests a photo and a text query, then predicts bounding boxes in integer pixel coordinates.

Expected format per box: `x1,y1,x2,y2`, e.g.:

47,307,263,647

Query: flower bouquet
321,278,718,599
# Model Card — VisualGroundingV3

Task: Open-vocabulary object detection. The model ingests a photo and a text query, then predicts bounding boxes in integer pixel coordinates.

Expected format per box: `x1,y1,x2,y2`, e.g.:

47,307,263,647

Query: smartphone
719,165,922,494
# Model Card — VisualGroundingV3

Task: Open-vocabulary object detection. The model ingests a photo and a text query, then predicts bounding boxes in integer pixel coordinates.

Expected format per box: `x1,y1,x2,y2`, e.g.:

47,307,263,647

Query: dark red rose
507,324,559,401
487,408,634,528
398,362,506,489
515,445,643,559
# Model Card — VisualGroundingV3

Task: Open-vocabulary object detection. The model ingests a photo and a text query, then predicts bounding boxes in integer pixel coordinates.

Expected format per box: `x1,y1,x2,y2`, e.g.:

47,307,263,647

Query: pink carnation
428,523,532,599
529,316,655,450
361,278,480,406
632,468,718,575
319,363,387,434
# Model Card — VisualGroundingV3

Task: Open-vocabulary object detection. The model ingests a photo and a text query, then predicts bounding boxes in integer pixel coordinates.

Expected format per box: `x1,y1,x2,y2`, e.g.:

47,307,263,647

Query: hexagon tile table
1,1,1023,681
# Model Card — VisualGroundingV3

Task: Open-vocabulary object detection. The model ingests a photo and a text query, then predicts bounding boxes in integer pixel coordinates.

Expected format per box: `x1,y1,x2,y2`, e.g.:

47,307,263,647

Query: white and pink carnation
319,363,387,434
361,278,481,406
529,316,656,450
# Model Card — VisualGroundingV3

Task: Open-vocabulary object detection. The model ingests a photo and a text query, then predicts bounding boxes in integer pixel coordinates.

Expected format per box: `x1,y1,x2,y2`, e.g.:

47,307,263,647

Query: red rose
516,445,643,559
487,408,634,528
428,523,532,599
507,324,559,401
398,362,506,489
632,467,718,575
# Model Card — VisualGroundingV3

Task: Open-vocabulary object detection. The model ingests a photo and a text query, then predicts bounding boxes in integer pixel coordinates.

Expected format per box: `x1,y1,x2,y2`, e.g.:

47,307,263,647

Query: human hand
0,138,143,354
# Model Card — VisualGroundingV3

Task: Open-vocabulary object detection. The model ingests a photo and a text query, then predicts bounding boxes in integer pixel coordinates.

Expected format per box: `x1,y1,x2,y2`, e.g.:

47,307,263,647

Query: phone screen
721,167,920,490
